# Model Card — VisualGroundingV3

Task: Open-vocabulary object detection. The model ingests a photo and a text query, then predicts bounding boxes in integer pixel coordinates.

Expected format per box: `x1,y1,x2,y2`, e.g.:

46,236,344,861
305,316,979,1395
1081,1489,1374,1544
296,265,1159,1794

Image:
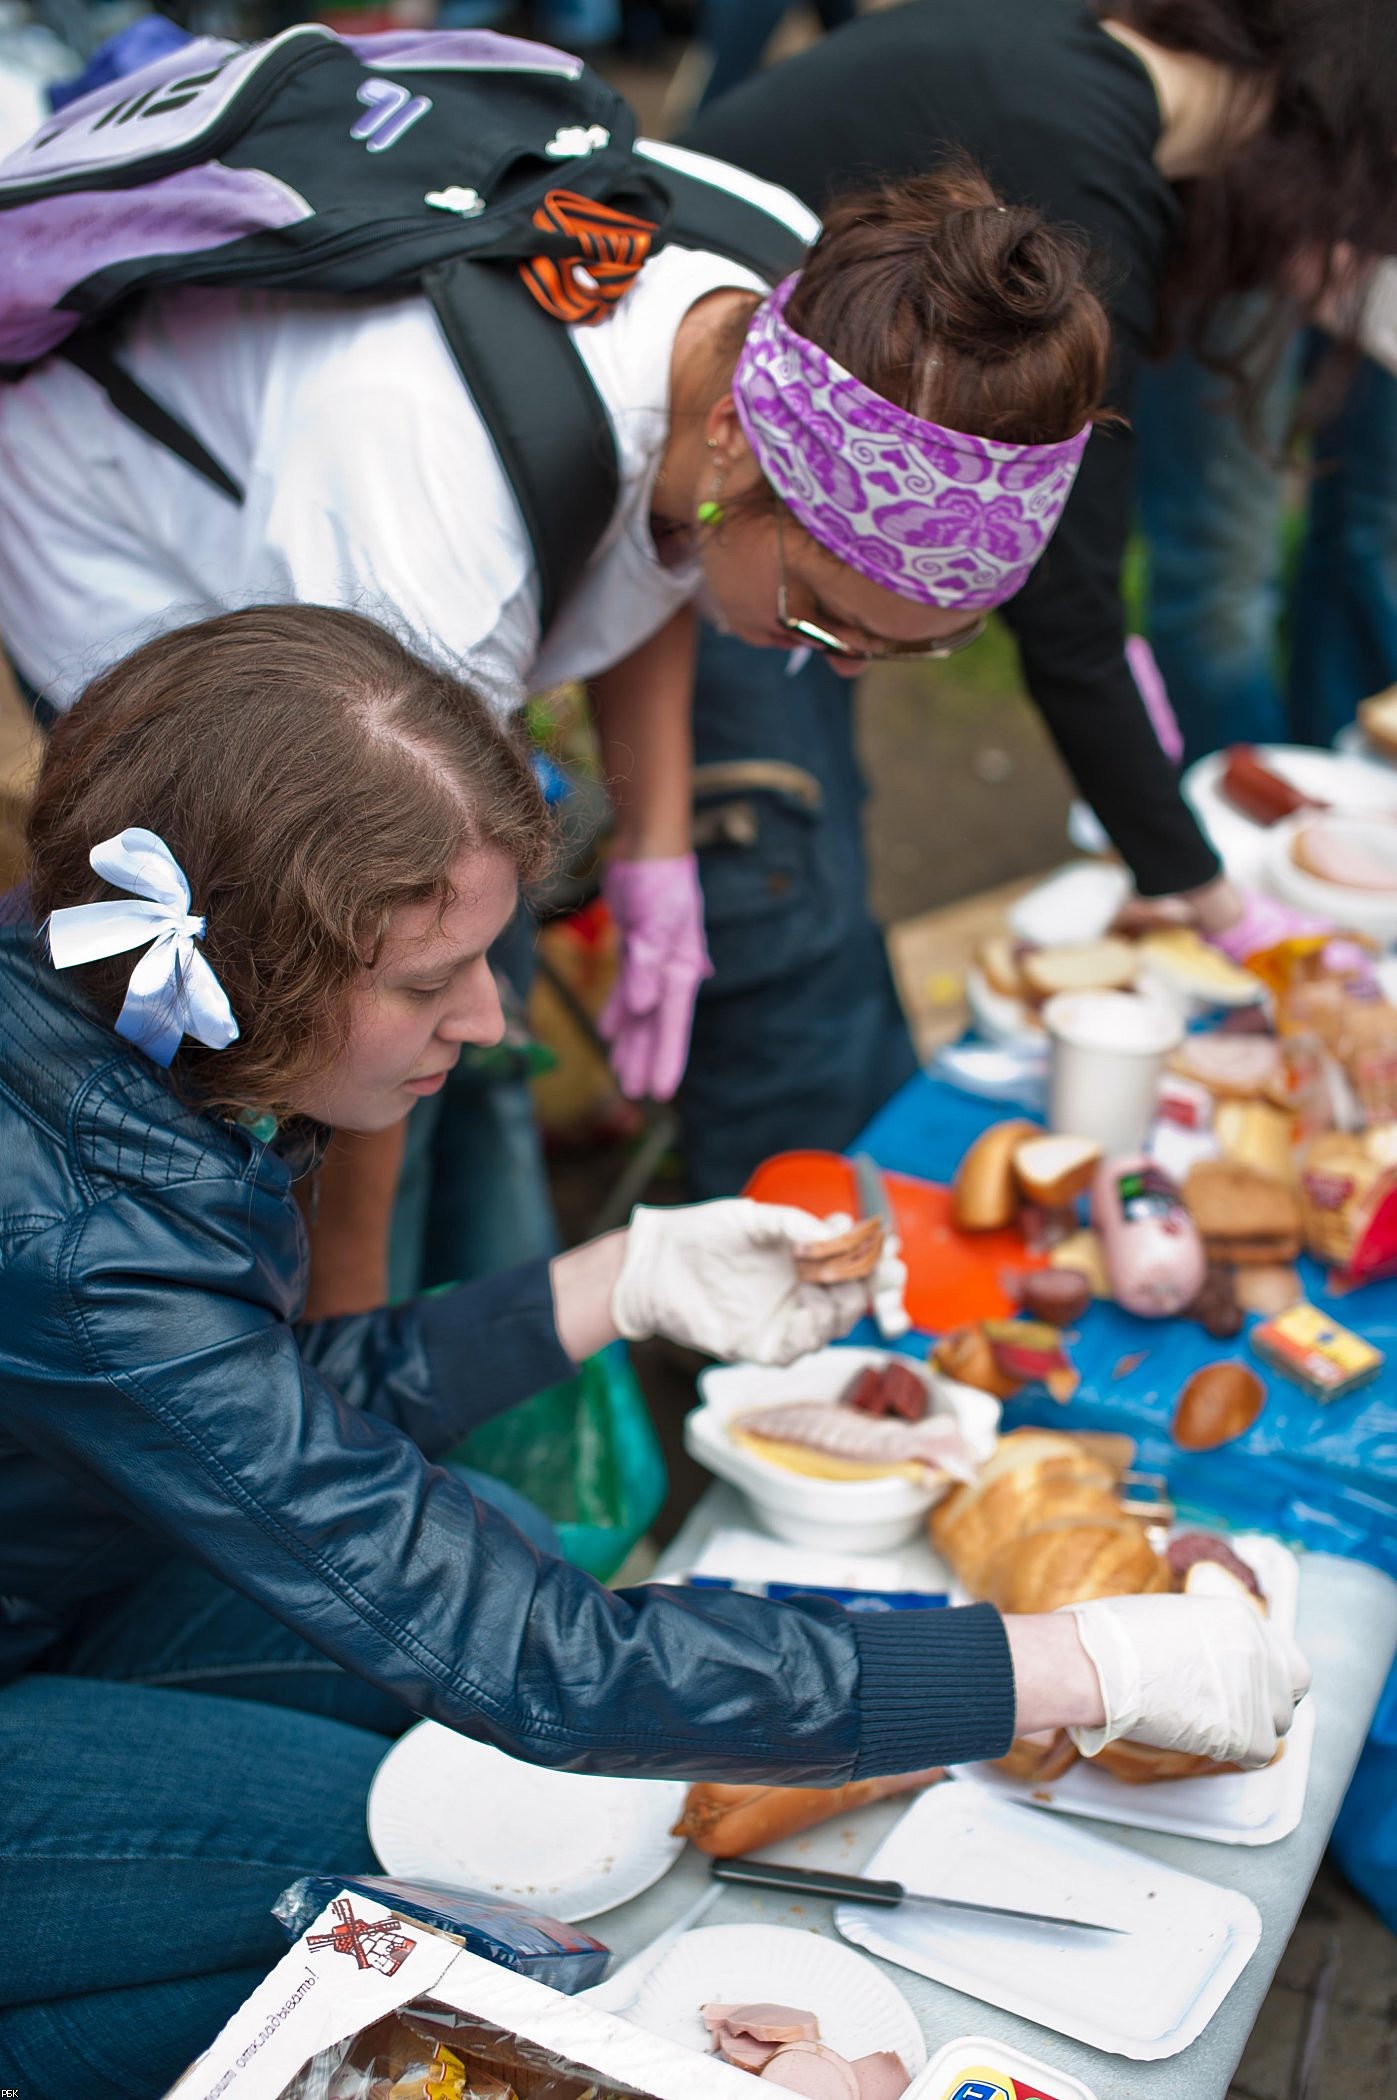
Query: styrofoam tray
367,1724,686,1921
688,1350,1000,1554
1183,744,1397,888
835,1786,1262,2060
953,1533,1313,1845
681,1524,953,1595
623,1922,927,2074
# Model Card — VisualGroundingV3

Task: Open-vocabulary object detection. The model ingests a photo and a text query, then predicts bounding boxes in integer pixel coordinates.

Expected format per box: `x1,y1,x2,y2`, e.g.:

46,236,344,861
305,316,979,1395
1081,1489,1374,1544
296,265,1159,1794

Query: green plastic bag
452,1342,666,1580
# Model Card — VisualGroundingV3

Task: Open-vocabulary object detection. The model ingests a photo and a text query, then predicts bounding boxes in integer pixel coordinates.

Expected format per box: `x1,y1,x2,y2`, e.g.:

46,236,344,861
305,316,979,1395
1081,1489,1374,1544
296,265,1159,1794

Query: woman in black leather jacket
0,606,1306,2097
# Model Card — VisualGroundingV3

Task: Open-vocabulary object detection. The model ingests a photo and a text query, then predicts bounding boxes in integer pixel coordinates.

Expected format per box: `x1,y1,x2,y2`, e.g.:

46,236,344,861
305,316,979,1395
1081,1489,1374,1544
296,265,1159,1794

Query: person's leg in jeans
0,1475,561,2095
1135,305,1302,762
681,628,918,1197
0,1675,385,2098
1289,348,1397,745
697,0,856,108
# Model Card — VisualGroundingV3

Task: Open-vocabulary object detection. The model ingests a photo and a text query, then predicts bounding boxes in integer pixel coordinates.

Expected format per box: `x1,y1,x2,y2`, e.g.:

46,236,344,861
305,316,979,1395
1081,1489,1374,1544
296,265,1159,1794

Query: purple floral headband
731,276,1092,611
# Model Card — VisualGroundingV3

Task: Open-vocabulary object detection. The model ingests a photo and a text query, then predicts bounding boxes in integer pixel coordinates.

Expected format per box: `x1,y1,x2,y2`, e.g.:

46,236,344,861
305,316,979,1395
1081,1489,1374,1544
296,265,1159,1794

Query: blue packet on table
685,1575,948,1610
273,1873,609,1993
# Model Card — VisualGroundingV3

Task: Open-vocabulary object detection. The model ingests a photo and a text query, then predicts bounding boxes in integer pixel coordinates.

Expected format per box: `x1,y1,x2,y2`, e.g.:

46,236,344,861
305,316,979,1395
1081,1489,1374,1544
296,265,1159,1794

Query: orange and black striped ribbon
520,189,658,325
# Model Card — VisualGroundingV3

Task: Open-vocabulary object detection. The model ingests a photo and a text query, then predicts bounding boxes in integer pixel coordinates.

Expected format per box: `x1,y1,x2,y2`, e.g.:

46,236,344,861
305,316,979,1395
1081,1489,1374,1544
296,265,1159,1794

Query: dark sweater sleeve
996,395,1222,897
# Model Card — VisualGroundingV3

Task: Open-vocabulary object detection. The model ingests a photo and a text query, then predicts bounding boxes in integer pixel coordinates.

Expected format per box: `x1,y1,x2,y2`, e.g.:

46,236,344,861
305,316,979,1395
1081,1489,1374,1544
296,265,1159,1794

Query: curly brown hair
27,605,553,1120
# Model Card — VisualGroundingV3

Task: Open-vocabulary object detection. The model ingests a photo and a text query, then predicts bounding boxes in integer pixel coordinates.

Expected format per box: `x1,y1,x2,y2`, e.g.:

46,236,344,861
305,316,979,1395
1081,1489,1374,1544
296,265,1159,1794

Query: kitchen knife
710,1856,1127,1935
851,1152,911,1340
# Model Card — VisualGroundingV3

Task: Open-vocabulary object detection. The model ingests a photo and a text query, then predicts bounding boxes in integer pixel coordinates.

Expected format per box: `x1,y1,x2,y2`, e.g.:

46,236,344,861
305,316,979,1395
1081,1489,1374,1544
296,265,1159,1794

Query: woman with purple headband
681,0,1397,1195
0,134,1108,1305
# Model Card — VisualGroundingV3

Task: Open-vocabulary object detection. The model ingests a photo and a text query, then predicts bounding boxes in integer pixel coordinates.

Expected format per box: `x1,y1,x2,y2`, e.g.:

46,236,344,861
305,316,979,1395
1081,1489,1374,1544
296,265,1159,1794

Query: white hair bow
47,827,239,1068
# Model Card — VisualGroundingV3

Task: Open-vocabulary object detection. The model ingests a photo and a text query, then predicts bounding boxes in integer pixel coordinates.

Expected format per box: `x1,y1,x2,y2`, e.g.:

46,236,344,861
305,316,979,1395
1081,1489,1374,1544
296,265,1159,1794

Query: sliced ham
761,2044,861,2100
733,1402,977,1483
851,2054,910,2100
711,2007,821,2047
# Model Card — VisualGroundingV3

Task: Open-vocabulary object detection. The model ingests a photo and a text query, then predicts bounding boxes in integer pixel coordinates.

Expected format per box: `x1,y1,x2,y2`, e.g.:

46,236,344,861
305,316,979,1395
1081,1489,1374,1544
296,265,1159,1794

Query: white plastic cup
1042,989,1184,1154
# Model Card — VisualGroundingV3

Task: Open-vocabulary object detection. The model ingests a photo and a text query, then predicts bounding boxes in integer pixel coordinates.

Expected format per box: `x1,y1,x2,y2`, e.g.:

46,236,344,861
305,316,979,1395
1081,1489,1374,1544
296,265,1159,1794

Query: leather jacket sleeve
20,1174,1015,1778
295,1256,572,1458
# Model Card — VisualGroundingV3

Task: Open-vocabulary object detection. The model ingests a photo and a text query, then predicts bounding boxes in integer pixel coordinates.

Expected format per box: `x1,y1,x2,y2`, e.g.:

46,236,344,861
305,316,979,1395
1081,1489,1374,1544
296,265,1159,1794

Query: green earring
697,498,724,527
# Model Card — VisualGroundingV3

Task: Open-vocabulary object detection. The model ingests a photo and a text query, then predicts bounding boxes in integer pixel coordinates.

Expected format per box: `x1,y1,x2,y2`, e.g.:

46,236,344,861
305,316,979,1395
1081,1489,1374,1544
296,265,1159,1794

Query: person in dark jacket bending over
0,606,1307,2095
677,0,1397,1193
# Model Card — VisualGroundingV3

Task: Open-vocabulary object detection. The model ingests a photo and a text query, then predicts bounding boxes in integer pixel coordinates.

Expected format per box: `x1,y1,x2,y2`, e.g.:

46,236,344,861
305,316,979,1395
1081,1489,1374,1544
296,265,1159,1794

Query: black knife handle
711,1858,904,1906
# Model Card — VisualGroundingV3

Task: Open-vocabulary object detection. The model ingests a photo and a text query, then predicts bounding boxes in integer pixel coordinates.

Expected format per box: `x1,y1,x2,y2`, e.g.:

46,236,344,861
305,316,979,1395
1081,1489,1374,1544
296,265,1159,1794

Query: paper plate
836,1787,1261,2060
1182,745,1397,888
367,1723,687,1921
623,1921,927,2075
952,1534,1314,1846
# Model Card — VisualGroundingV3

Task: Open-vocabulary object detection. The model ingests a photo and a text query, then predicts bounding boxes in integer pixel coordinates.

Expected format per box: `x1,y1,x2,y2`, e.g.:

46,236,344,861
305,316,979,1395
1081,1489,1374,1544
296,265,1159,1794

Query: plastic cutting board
743,1148,1044,1330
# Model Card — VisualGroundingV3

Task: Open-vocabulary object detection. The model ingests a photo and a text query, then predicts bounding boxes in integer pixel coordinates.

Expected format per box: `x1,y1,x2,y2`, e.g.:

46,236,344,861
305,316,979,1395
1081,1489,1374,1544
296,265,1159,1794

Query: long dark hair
1104,3,1397,374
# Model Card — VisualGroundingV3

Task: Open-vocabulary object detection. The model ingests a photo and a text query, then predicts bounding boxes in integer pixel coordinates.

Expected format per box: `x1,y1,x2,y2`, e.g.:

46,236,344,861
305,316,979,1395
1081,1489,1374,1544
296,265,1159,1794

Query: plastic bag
453,1344,665,1580
281,2005,643,2100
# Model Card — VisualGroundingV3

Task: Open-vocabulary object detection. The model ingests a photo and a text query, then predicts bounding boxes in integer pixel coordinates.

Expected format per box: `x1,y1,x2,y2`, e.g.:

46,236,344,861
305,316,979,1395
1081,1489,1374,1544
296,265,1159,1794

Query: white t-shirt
0,147,816,712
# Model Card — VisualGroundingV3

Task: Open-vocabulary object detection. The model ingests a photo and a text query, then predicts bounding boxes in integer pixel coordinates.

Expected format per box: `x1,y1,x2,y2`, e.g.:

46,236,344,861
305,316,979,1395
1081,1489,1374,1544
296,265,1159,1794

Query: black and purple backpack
0,24,805,631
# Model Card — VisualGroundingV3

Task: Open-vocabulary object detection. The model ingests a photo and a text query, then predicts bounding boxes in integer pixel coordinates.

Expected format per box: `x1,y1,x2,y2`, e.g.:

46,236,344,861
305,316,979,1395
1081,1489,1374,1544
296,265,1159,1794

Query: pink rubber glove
599,854,713,1100
1209,888,1332,964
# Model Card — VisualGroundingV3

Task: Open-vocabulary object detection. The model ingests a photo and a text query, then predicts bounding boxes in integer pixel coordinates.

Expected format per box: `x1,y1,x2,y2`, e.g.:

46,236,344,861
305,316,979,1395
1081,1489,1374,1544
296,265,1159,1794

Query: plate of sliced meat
623,1923,925,2093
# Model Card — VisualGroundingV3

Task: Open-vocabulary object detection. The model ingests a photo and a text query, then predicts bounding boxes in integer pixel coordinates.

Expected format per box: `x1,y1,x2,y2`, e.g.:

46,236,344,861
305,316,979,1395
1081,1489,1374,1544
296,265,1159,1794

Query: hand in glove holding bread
607,1201,877,1365
1058,1594,1310,1770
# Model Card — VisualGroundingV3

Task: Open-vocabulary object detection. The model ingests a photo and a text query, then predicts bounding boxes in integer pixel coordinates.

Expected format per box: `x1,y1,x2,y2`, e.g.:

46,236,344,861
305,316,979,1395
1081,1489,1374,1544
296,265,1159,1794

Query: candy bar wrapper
166,1894,760,2100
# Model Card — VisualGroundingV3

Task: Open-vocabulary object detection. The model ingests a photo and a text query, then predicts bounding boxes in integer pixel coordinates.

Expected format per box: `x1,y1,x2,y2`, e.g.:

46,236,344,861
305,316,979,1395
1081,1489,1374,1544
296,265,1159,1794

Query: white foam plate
836,1787,1261,2060
1182,744,1397,888
953,1533,1312,1845
623,1922,927,2076
367,1724,686,1921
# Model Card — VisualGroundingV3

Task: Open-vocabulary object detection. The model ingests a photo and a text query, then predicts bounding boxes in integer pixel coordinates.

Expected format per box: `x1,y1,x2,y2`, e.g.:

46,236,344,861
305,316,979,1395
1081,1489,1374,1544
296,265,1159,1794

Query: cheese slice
730,1429,923,1484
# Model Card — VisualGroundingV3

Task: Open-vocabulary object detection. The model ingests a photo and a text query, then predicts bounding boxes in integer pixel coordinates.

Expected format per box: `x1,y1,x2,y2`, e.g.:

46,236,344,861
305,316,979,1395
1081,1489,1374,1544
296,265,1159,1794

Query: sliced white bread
1019,936,1137,1002
978,933,1029,1002
1012,1131,1103,1206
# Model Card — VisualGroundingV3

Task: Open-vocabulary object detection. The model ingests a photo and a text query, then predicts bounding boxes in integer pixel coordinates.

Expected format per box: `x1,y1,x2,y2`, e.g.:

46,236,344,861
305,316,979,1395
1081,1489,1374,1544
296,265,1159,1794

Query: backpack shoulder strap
424,150,810,637
426,258,616,640
61,332,245,504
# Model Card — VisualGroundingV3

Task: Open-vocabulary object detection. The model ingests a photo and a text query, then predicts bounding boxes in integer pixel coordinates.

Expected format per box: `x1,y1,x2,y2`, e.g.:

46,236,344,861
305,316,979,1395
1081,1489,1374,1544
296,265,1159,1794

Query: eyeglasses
774,513,987,663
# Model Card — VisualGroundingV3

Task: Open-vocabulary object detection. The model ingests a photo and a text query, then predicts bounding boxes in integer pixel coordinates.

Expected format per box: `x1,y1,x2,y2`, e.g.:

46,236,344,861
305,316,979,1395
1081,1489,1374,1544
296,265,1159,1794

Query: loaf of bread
672,1770,942,1857
930,1428,1257,1786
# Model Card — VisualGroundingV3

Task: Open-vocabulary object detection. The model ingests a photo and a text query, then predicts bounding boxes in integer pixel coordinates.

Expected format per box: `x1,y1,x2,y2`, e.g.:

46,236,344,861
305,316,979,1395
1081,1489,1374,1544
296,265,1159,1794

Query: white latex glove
1061,1594,1311,1771
610,1200,869,1365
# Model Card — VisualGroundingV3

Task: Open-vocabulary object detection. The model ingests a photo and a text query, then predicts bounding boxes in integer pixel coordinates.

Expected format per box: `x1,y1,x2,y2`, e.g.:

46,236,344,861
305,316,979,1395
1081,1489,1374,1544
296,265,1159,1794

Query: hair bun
786,154,1110,444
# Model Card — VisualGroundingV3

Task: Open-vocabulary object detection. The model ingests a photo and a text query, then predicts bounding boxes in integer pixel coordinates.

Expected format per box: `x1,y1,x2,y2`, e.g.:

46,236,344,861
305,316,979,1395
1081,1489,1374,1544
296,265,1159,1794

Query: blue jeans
1135,317,1397,760
681,629,919,1197
0,1473,558,2099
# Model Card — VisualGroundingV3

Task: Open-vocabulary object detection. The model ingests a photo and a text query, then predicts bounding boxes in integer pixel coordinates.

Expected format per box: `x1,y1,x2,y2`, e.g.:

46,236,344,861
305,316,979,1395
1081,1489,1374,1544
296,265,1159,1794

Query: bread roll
1013,1133,1103,1207
1171,1362,1266,1452
952,1119,1038,1231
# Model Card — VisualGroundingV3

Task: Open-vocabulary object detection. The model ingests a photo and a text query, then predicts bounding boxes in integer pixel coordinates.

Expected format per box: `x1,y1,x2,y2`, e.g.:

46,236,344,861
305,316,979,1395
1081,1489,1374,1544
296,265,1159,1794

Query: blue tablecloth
854,1070,1397,1580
